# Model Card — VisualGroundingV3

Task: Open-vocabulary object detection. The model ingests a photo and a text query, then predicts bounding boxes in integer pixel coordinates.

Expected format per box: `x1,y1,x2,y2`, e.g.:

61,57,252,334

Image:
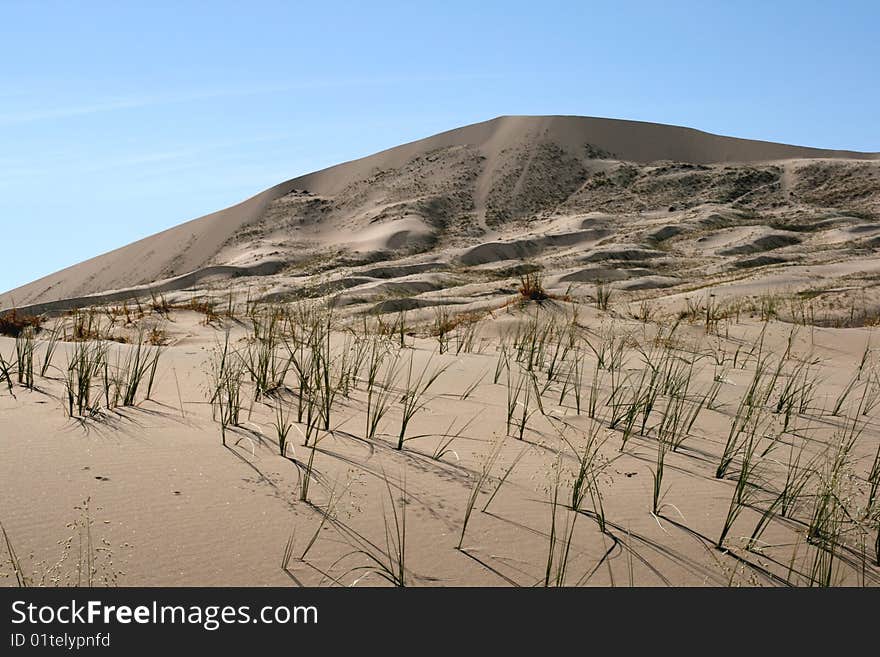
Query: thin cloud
0,73,501,125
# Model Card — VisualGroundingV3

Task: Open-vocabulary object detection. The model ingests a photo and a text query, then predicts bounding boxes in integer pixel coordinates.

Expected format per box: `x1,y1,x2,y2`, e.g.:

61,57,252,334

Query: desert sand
1,115,879,587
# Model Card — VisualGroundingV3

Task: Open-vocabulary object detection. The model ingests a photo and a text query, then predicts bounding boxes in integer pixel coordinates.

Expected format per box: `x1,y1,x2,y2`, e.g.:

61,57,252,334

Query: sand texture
1,116,879,587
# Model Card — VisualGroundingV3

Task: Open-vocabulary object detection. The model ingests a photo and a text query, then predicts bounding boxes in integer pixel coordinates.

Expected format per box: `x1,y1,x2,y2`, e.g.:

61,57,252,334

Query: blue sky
1,1,878,294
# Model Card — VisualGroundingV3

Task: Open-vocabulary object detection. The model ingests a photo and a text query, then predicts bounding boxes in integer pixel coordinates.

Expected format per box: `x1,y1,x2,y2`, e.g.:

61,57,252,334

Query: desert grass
717,423,762,548
38,324,61,377
518,271,549,302
243,309,289,401
0,309,43,338
651,429,671,515
272,395,295,457
0,351,13,394
65,341,107,417
15,328,35,390
0,520,28,586
395,352,447,450
432,306,452,354
208,332,244,444
595,281,613,311
365,356,398,443
717,357,770,478
457,437,505,550
323,472,409,587
112,336,162,407
16,290,879,587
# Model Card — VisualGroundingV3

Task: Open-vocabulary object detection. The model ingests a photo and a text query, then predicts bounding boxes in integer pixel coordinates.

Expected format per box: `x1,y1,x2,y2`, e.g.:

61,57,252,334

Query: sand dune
2,115,878,312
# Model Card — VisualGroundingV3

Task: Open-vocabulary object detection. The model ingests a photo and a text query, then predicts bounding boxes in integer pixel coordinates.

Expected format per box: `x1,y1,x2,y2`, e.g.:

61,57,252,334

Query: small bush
0,310,42,338
518,272,549,302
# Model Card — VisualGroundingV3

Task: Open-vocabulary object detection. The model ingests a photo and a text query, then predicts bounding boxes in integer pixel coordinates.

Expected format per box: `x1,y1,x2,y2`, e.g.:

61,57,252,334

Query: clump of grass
188,296,220,325
831,369,861,417
208,332,244,445
717,426,761,549
432,306,452,354
0,309,42,338
518,272,549,302
453,315,482,354
634,299,654,323
587,364,602,419
505,368,526,436
15,328,35,390
113,337,163,407
543,452,573,586
717,358,769,479
513,371,540,441
39,324,61,377
149,290,171,315
747,439,818,551
542,435,607,587
68,309,106,342
365,355,398,443
775,438,817,518
756,292,780,322
146,325,168,346
807,421,860,548
555,418,609,533
0,352,13,395
378,309,409,349
243,310,289,401
66,341,107,417
493,342,510,384
431,414,477,462
595,281,612,311
272,396,294,457
377,473,407,586
395,352,447,450
297,430,322,503
802,425,861,586
651,431,671,515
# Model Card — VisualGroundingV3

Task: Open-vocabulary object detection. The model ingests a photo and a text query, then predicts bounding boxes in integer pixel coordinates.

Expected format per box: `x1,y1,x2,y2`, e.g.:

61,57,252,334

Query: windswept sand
1,116,879,587
1,299,879,587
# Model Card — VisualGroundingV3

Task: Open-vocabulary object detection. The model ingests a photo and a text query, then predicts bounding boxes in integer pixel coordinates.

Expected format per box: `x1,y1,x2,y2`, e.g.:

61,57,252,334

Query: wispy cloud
0,73,501,126
0,86,284,125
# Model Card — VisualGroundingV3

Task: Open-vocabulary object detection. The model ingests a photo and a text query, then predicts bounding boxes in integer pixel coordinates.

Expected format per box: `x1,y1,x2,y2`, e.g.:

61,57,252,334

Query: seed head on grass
458,436,505,550
330,470,409,587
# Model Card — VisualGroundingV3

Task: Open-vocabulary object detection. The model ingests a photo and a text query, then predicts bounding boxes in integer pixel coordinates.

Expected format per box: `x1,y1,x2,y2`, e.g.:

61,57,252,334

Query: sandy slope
2,115,878,312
